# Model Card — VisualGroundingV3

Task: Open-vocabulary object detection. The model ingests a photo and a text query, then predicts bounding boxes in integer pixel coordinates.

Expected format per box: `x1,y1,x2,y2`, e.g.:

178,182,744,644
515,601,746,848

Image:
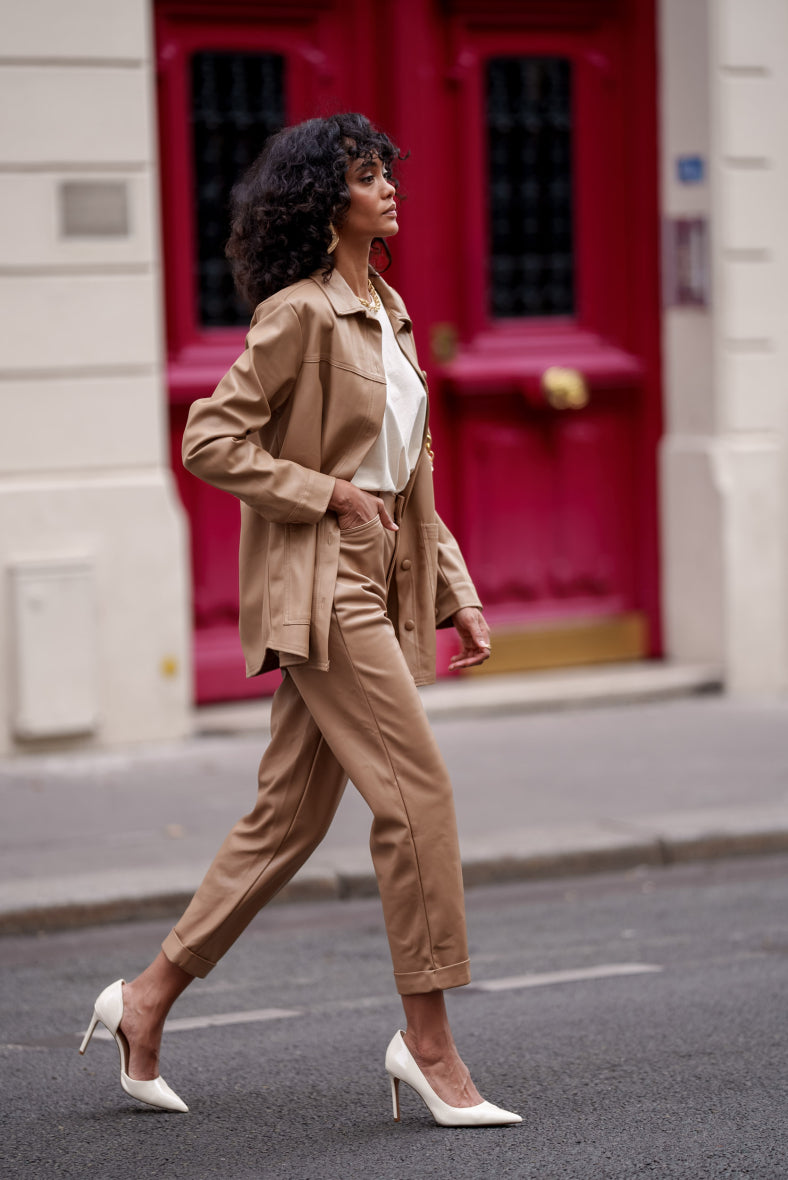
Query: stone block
719,76,777,161
0,0,148,61
0,274,159,372
0,374,164,473
718,440,787,692
718,0,788,72
721,256,782,342
659,439,725,665
719,165,781,253
0,66,150,165
720,349,783,434
0,172,154,267
661,311,715,434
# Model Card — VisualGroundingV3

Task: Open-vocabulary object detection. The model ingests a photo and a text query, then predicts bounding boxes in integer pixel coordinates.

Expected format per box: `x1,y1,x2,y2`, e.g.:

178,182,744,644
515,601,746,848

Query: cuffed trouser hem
394,959,471,995
161,929,216,979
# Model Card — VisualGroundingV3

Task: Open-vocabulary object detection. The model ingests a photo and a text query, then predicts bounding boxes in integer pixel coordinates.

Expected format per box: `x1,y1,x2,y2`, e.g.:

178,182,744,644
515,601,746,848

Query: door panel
434,0,660,672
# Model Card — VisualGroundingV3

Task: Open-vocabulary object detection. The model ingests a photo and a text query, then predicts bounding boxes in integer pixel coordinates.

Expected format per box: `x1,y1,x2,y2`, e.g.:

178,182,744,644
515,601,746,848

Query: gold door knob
542,366,589,410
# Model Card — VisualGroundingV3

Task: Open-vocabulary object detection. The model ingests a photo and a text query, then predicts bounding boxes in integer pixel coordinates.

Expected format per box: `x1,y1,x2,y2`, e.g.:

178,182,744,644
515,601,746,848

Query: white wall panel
0,0,147,60
0,173,154,267
659,439,725,664
721,350,783,434
721,258,782,343
719,167,780,253
0,375,164,473
662,314,716,435
720,442,786,692
0,67,151,165
718,0,786,71
719,78,778,159
0,274,159,371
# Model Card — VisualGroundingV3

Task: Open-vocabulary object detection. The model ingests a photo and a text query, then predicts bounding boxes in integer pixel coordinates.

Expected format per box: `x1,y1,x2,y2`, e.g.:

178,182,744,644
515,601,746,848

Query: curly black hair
226,113,403,309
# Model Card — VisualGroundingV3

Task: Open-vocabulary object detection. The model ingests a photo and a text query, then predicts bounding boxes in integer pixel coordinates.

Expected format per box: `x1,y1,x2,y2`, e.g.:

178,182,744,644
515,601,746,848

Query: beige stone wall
659,0,788,692
0,0,192,752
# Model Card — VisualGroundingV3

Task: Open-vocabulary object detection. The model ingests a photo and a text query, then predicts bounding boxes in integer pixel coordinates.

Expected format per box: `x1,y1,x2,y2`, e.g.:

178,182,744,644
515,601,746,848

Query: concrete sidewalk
2,660,787,936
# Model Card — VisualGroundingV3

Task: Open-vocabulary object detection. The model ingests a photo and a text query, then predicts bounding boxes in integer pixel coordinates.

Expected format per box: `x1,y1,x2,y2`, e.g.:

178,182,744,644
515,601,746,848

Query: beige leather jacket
182,267,481,686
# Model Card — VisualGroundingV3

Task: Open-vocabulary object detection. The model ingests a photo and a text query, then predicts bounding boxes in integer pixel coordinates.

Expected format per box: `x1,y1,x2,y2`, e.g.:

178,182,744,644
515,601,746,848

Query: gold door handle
542,366,589,410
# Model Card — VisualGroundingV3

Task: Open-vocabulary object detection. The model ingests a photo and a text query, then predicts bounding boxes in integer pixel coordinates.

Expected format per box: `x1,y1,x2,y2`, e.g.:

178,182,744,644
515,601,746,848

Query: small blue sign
677,155,705,184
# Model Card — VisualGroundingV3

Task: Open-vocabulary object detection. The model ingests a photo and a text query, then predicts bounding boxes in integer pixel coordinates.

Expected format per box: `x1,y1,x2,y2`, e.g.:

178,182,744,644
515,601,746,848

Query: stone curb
3,822,786,938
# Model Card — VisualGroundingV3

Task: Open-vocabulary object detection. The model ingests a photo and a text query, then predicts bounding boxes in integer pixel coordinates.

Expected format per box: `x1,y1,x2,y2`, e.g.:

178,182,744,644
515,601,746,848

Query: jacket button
404,619,415,631
401,558,412,570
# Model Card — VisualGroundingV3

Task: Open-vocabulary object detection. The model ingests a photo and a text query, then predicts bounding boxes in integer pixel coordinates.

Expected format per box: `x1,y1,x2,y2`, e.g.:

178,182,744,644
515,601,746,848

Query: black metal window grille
191,51,285,327
486,56,574,319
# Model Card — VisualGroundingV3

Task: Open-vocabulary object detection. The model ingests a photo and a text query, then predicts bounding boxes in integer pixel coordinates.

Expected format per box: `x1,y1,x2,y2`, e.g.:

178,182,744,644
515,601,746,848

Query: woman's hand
328,478,398,531
448,607,491,670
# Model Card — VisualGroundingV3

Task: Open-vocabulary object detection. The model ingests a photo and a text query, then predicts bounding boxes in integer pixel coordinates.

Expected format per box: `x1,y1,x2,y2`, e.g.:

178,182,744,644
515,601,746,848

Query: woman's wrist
327,477,346,513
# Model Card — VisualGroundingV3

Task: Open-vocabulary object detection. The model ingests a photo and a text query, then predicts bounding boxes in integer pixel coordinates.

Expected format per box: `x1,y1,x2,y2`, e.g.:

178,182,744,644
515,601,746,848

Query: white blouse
351,304,427,494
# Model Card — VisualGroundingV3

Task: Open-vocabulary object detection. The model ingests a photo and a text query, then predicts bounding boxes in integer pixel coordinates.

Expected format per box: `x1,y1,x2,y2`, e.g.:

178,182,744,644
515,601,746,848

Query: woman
80,113,520,1129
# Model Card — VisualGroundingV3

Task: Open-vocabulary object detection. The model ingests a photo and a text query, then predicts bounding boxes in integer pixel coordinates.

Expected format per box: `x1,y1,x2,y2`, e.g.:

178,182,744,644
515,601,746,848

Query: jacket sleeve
434,512,484,628
181,299,335,525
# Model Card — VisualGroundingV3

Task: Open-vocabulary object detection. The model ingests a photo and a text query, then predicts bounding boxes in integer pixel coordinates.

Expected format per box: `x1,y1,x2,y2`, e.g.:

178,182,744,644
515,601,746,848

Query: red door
156,0,661,700
387,0,662,674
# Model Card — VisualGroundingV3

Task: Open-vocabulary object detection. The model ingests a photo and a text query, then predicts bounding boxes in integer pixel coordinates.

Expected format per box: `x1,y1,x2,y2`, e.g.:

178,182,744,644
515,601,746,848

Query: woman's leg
120,953,192,1081
401,991,482,1107
288,519,470,995
160,670,348,978
286,516,478,1106
116,672,348,1080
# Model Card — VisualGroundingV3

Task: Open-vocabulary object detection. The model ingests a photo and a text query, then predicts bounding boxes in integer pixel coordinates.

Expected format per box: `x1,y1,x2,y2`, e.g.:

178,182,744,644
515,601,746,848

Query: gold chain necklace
357,279,381,312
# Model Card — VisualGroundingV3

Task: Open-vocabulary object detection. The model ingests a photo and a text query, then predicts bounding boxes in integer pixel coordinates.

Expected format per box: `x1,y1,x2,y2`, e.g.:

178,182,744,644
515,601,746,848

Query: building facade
0,0,785,755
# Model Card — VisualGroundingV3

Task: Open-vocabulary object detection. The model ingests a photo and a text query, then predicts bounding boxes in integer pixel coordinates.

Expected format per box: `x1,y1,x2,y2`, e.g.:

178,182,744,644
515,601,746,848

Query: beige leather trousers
162,501,470,995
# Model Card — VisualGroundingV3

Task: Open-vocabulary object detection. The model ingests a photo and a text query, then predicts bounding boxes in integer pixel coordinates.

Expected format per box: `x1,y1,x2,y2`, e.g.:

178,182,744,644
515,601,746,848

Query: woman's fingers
377,501,398,531
448,648,490,670
449,607,491,669
328,480,398,531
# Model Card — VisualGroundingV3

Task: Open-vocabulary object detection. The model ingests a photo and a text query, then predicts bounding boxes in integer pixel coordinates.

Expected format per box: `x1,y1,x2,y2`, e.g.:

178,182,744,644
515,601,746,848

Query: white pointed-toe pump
385,1030,521,1127
79,979,188,1113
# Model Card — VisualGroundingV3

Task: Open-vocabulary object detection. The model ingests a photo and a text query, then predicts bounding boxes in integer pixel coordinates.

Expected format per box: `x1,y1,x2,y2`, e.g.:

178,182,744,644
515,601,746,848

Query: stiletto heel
390,1073,401,1121
79,979,188,1113
385,1030,521,1128
79,1011,99,1055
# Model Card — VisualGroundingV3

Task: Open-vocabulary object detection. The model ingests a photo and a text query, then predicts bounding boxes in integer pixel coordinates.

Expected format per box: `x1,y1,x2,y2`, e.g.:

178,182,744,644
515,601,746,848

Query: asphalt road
1,856,787,1179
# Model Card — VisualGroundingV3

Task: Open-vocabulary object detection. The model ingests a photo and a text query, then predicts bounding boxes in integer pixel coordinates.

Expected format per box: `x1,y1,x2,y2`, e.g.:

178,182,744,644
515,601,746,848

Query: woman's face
340,155,398,243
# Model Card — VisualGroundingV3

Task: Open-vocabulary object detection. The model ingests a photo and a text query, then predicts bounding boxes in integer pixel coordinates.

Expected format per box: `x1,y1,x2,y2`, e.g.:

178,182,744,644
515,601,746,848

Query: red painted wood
418,0,662,650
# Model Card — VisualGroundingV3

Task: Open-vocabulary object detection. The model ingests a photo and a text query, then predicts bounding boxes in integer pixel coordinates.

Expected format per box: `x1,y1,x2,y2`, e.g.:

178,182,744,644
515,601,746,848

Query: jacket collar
308,266,413,330
373,271,413,330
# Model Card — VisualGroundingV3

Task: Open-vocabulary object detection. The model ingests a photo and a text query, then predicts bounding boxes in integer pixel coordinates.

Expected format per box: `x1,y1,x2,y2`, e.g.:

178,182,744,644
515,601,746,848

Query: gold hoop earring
327,223,339,254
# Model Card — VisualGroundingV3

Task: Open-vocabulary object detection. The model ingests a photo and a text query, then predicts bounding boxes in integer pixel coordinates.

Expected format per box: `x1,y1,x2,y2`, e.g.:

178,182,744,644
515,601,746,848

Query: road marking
86,964,661,1042
471,963,663,992
92,1006,300,1040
